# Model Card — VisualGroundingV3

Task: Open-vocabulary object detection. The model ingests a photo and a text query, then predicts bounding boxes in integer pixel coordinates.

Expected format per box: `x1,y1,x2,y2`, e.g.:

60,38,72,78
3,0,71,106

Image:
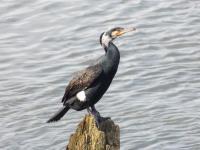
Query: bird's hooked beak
111,27,136,37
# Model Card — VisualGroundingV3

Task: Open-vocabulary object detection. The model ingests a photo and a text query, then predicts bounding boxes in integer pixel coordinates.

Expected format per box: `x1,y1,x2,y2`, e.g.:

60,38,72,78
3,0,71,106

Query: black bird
47,27,135,124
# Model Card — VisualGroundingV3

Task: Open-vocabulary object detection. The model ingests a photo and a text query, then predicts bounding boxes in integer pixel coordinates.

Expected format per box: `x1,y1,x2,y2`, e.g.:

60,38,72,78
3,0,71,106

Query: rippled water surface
1,0,200,149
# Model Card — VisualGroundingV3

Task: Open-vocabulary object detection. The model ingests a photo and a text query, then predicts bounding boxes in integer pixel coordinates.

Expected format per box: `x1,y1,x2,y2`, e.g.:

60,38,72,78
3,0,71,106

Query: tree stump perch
66,115,120,150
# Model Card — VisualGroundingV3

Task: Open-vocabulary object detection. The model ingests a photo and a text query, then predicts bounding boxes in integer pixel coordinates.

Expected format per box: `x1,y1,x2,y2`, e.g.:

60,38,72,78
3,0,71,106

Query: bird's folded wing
61,64,103,104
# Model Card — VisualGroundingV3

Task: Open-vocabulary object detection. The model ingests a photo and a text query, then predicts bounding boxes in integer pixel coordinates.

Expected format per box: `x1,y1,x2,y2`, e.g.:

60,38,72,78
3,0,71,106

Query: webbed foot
89,105,110,128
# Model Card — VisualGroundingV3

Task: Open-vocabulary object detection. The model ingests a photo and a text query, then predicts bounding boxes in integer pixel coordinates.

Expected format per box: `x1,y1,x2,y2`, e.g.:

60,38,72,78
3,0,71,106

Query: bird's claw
94,116,110,128
87,106,110,128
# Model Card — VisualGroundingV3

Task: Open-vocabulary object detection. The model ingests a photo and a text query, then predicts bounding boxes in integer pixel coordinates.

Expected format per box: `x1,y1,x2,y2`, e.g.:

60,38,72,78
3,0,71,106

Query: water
1,0,200,149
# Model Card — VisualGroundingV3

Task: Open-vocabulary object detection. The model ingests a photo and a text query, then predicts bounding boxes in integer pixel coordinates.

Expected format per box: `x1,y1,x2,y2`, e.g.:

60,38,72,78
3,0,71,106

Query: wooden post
66,115,120,150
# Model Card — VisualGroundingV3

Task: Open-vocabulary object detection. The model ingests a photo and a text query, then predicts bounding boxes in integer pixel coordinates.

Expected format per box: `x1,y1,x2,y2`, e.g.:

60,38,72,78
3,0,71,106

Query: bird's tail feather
47,106,70,123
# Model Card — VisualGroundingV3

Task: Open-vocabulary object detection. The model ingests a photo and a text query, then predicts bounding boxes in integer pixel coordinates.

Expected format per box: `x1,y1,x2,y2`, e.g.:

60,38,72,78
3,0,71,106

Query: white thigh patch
76,91,86,102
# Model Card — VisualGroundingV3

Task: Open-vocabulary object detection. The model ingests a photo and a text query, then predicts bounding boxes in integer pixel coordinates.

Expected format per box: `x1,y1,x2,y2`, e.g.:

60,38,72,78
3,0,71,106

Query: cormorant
47,27,136,124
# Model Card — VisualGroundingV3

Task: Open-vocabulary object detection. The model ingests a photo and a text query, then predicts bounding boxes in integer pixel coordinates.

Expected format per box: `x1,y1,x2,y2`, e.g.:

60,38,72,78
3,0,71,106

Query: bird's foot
95,116,111,128
92,111,110,128
88,105,110,128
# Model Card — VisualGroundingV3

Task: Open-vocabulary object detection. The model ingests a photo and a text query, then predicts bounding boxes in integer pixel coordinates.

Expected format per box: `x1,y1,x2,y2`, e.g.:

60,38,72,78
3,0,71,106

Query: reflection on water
1,0,200,149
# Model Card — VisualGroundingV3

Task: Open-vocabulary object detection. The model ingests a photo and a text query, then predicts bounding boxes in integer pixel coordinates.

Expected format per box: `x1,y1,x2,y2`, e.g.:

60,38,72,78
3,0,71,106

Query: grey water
1,0,200,149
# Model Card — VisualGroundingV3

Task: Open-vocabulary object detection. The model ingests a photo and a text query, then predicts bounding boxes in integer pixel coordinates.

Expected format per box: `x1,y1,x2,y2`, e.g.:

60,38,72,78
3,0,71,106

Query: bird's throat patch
102,33,112,47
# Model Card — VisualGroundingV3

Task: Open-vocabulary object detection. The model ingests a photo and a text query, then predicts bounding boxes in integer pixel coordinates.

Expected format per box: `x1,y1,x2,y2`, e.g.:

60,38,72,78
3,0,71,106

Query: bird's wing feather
61,64,103,104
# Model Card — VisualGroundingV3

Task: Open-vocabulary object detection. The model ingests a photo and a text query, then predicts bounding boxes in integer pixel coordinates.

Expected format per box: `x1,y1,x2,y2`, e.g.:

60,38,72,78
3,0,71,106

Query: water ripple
1,0,200,149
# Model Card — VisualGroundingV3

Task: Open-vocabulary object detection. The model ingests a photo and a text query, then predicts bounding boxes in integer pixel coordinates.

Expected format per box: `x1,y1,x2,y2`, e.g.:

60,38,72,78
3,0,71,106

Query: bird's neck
103,42,120,75
105,42,120,60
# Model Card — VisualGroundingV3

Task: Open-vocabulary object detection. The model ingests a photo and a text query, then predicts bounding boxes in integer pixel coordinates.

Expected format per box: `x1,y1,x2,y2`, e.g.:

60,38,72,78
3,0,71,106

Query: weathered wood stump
66,115,120,150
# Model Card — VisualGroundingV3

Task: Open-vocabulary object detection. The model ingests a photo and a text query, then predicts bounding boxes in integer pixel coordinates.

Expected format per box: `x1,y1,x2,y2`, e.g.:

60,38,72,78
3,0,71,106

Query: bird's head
100,27,136,48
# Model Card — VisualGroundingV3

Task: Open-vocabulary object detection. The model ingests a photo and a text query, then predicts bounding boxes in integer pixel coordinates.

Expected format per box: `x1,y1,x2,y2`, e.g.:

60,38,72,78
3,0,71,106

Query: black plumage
47,27,135,123
62,64,102,106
